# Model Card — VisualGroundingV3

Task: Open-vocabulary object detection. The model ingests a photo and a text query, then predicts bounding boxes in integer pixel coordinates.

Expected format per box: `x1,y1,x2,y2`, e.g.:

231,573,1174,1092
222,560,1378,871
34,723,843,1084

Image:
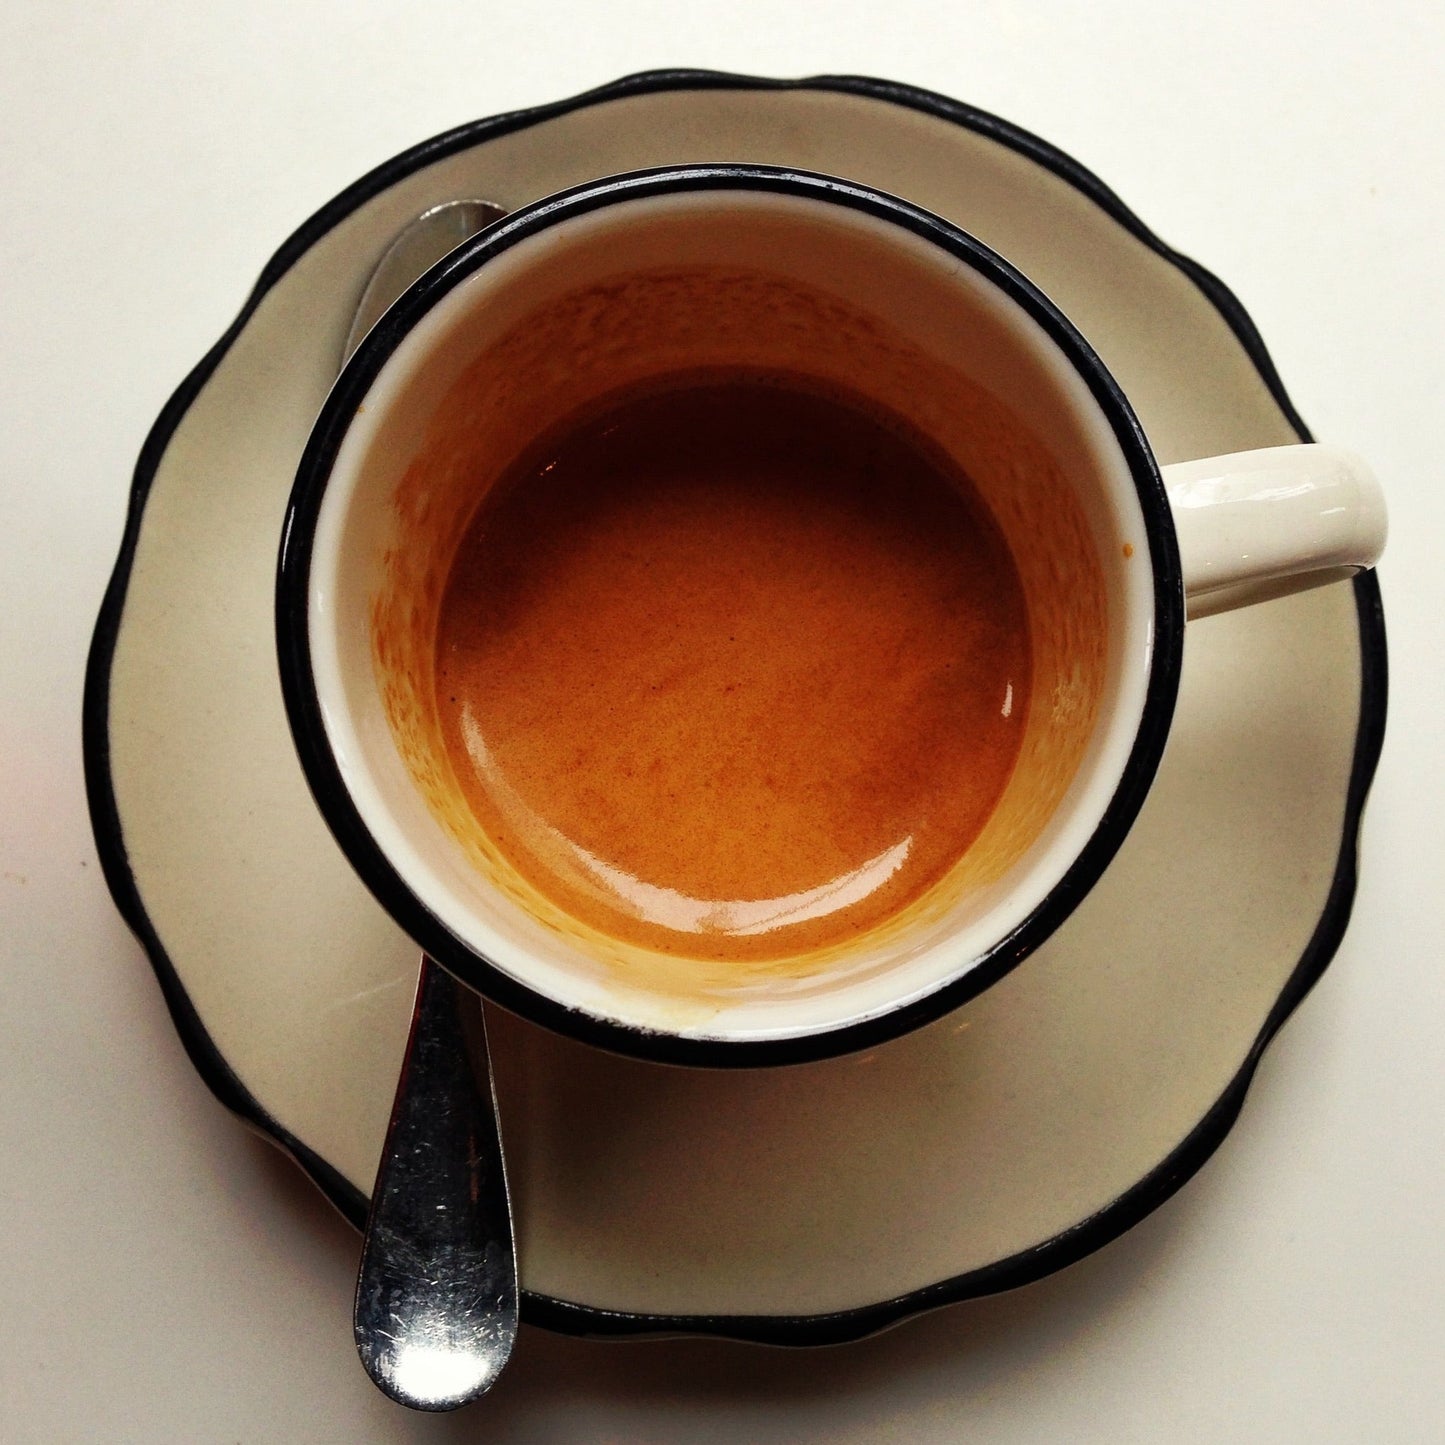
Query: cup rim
275,163,1184,1067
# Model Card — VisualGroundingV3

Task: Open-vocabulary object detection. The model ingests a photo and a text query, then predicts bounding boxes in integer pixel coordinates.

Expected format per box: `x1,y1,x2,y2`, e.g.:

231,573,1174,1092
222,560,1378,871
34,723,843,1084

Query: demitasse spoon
343,199,508,362
355,956,517,1410
343,199,518,1412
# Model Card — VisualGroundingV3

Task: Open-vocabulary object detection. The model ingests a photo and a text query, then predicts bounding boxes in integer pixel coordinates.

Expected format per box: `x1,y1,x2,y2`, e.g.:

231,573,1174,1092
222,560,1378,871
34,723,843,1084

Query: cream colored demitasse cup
276,166,1385,1066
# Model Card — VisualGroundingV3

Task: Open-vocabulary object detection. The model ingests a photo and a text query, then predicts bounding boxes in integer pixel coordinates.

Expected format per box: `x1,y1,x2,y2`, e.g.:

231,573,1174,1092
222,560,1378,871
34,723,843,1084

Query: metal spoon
355,957,517,1410
344,199,517,1412
342,199,507,363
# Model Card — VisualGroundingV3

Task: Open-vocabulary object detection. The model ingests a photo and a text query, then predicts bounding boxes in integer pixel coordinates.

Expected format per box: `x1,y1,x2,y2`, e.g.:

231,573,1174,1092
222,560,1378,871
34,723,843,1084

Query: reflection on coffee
433,373,1030,962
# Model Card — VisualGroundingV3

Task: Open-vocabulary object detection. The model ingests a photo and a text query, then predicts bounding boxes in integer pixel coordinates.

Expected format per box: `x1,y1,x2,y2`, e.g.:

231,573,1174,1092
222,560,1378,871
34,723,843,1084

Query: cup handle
1160,444,1386,619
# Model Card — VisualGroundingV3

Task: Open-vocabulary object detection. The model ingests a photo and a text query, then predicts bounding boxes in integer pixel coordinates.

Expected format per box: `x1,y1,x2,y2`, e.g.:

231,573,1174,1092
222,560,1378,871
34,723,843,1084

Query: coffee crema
432,374,1031,962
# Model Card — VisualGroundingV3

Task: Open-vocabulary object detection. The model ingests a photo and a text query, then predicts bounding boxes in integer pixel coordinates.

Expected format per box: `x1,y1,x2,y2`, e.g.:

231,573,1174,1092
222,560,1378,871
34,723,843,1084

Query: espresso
433,374,1031,962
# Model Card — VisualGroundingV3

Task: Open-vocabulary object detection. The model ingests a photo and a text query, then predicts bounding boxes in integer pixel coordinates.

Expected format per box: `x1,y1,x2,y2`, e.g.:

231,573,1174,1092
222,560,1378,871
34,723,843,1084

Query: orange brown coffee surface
434,375,1030,961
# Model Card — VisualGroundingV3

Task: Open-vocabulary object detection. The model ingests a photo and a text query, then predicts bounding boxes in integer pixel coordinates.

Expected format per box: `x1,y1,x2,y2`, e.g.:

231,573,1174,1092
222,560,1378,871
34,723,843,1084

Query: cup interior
300,173,1161,1049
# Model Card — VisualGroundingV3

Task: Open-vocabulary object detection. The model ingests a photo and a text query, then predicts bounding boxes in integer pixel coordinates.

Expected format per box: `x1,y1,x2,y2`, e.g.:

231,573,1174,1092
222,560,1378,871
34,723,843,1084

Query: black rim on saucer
83,70,1387,1345
277,163,1184,1070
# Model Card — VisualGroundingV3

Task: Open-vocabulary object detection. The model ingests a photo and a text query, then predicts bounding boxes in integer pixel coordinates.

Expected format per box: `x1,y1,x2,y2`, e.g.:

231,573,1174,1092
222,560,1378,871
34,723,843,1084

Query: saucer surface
86,71,1385,1341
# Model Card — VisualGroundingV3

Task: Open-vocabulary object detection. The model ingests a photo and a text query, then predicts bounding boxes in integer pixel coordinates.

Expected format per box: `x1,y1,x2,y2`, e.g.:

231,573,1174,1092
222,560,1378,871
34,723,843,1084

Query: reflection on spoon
354,957,516,1411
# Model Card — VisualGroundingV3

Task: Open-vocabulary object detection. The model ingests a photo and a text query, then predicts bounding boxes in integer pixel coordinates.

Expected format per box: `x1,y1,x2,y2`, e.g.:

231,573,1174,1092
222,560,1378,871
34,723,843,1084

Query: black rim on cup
275,163,1185,1068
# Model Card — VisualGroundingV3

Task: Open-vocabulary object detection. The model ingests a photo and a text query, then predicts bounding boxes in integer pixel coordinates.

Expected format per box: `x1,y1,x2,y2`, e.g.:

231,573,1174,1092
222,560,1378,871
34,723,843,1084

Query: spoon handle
354,957,518,1410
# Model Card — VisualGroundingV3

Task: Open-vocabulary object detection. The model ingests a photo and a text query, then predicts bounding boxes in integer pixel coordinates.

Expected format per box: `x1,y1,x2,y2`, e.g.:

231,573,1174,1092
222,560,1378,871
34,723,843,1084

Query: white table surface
3,3,1442,1440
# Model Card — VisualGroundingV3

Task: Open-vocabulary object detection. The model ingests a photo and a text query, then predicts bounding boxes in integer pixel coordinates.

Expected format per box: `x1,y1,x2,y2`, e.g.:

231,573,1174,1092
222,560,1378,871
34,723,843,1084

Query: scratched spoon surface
343,198,517,1412
355,956,517,1410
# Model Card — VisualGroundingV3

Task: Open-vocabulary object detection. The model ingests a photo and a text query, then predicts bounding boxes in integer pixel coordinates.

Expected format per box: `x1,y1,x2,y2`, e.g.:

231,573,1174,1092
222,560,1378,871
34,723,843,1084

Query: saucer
85,71,1386,1343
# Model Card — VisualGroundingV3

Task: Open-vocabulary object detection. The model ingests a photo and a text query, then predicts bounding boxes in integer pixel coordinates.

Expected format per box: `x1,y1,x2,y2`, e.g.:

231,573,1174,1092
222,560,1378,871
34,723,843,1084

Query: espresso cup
276,165,1385,1066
